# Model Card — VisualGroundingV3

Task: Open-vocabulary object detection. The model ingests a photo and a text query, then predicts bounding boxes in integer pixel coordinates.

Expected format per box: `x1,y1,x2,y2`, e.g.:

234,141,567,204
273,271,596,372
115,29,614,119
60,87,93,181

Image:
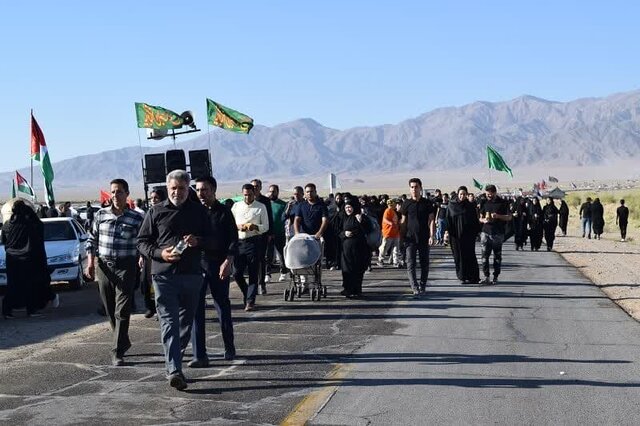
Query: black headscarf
2,200,44,258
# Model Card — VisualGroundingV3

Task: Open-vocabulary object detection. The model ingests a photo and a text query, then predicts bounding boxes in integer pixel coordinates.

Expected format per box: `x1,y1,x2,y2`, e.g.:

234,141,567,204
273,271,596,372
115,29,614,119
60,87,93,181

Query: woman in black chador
2,200,56,318
591,198,605,239
512,197,529,250
542,197,559,251
338,198,371,298
558,200,569,236
446,186,481,284
528,197,544,251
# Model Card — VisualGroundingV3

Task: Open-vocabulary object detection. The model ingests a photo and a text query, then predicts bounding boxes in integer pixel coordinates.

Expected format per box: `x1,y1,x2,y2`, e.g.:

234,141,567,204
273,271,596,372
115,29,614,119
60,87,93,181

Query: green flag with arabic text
206,99,254,134
135,102,184,129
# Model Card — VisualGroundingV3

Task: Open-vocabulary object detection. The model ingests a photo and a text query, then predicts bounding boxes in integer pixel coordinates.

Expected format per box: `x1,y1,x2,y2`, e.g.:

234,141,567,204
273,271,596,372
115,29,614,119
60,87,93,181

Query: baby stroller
283,233,327,301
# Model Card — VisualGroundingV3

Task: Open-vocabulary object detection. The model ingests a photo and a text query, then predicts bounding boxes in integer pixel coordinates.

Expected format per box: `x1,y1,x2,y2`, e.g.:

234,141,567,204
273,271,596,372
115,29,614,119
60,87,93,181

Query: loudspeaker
144,153,166,184
165,149,186,173
189,149,212,180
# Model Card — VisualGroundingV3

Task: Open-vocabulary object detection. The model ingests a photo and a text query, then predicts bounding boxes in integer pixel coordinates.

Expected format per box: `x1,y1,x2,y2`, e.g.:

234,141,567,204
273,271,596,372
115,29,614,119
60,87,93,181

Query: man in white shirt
231,184,269,311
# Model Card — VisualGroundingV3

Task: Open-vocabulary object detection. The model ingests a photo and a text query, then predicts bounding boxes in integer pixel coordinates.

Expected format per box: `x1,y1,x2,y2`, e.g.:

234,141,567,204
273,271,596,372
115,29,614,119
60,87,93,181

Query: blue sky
1,0,639,173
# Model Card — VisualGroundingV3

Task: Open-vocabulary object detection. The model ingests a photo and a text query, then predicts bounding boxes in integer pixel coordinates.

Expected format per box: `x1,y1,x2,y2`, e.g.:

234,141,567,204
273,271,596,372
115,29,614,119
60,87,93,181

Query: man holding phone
137,169,213,391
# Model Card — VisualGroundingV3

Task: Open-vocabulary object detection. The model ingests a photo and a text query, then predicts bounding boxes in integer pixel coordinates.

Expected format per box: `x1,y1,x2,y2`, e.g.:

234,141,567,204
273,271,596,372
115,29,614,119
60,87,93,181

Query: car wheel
69,257,86,290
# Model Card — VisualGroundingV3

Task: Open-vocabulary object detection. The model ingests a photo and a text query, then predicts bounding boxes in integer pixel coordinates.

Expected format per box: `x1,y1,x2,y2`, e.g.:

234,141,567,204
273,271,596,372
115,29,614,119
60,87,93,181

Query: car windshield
44,222,76,241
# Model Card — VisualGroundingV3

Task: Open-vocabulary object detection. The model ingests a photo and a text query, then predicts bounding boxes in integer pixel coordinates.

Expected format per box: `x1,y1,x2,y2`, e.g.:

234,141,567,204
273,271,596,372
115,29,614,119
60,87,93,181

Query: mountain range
3,89,640,198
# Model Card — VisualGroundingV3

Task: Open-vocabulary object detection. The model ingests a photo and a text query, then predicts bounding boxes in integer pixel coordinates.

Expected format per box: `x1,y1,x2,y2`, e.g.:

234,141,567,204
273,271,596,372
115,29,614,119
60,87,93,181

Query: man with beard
478,185,512,285
446,186,480,284
137,170,213,390
85,179,144,366
188,176,238,368
542,197,559,251
400,178,435,295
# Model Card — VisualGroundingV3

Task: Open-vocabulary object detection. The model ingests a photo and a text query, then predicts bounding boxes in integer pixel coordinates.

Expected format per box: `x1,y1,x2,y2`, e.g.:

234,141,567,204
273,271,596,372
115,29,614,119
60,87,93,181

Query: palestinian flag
15,171,35,197
31,113,55,204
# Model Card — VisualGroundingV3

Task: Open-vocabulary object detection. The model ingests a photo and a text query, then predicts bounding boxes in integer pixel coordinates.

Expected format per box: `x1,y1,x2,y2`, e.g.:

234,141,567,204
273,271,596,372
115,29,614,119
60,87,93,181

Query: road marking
280,363,352,426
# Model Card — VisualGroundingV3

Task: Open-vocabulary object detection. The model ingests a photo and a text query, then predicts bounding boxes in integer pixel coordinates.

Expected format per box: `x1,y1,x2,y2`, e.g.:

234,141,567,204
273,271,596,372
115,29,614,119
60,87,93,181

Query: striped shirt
85,207,144,258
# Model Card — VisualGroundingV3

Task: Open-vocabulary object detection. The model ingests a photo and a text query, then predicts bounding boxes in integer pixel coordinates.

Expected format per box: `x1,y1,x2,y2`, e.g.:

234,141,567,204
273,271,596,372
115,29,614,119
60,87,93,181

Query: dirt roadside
553,218,640,321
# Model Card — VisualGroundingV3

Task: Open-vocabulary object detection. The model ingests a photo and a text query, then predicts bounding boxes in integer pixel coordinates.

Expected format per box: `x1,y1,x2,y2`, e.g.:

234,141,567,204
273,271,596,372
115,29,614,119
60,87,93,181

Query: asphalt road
1,242,640,425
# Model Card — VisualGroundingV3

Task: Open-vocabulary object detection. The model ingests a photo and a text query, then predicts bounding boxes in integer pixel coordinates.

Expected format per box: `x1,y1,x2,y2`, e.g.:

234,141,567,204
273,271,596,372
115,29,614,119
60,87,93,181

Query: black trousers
405,241,430,290
480,233,504,278
266,233,287,274
96,257,137,356
234,237,262,305
191,261,235,360
620,221,628,240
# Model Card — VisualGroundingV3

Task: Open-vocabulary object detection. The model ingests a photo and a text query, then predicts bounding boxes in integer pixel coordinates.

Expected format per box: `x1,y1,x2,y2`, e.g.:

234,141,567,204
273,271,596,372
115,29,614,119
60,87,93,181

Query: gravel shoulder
554,216,640,321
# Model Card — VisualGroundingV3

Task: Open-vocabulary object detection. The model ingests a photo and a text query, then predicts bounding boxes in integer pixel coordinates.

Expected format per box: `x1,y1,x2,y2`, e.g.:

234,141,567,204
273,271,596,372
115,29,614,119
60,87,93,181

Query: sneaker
168,373,188,391
621,238,626,242
244,303,255,312
278,273,288,282
259,285,267,295
28,312,44,318
187,358,210,368
376,260,384,267
51,294,60,308
265,274,271,283
492,276,498,285
329,266,336,271
481,277,491,286
112,354,125,366
412,288,419,296
3,313,15,320
144,309,156,319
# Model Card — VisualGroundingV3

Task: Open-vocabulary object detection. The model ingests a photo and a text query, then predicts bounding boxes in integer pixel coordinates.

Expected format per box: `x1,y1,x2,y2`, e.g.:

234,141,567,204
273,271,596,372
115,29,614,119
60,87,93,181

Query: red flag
100,190,111,204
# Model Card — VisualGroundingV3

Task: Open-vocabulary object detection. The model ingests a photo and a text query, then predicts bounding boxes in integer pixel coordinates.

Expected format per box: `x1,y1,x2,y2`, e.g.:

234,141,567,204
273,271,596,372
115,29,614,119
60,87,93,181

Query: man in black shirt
400,178,435,295
188,176,238,368
478,185,512,285
435,193,449,245
616,199,630,242
137,169,213,391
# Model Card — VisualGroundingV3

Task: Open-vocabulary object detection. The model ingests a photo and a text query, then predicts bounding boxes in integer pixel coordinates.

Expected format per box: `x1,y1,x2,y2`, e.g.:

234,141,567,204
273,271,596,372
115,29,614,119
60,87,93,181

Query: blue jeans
153,274,202,375
581,218,592,237
435,218,446,242
191,261,235,361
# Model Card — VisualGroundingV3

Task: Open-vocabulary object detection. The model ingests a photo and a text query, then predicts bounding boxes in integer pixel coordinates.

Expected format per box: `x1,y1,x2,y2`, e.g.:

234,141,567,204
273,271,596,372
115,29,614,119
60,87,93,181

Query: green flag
206,99,254,134
473,178,484,191
15,171,35,197
135,102,184,129
487,145,513,177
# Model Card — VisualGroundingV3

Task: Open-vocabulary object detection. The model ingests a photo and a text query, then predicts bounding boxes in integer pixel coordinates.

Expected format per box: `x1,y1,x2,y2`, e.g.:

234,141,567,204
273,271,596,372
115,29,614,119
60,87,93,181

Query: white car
0,217,89,289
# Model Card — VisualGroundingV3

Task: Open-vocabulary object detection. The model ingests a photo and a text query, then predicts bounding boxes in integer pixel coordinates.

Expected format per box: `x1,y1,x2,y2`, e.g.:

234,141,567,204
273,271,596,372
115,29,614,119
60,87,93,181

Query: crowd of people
0,171,633,391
